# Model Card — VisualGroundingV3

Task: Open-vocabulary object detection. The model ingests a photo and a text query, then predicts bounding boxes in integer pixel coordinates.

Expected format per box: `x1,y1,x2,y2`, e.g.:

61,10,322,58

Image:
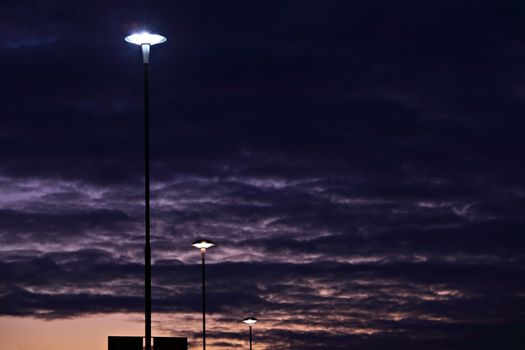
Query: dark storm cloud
1,0,525,349
242,219,525,258
3,0,524,185
0,208,131,240
258,323,525,350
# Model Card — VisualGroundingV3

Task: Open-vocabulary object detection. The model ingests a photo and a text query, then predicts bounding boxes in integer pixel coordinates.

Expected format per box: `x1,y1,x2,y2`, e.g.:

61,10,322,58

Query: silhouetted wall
108,336,143,350
154,337,188,350
108,336,188,350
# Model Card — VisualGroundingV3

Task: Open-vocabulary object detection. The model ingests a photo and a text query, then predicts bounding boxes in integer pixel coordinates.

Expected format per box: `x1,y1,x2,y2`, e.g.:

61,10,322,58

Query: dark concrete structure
108,336,188,350
108,336,142,350
154,337,188,350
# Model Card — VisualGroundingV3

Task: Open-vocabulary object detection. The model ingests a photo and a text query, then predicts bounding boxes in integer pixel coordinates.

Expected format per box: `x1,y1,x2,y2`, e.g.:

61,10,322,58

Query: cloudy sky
1,1,525,349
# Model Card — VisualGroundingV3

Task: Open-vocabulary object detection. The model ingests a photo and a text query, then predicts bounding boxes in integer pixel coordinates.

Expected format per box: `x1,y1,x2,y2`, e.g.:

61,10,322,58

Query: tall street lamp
242,317,258,350
125,31,167,350
192,239,215,350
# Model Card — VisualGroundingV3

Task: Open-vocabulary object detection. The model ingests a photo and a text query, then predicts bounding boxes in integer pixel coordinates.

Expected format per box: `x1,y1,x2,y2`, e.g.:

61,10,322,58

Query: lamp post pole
125,32,166,350
192,239,215,350
249,325,253,350
201,248,206,350
242,317,258,350
143,43,152,350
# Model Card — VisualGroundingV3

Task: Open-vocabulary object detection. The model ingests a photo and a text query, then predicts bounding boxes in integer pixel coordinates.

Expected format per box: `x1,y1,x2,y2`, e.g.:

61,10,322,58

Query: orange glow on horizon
0,314,145,350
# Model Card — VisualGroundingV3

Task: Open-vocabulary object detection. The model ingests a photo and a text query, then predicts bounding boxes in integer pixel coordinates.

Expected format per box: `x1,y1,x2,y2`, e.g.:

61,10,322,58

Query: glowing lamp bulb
243,317,258,325
125,32,167,46
192,239,215,251
125,32,166,64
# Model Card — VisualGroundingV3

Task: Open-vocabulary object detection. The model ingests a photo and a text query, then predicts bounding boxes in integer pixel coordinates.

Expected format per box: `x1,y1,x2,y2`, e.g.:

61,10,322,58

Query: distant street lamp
125,31,167,350
192,239,216,350
242,317,258,350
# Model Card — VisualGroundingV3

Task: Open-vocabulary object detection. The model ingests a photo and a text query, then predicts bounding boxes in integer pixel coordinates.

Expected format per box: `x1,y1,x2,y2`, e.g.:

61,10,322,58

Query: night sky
1,1,525,349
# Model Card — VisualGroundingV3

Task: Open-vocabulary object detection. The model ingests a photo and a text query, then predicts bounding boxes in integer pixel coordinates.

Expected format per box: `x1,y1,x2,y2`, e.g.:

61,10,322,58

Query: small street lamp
242,317,258,350
192,239,216,350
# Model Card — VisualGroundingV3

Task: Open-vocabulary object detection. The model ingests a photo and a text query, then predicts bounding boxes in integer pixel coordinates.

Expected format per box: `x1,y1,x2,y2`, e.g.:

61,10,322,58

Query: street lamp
125,31,166,350
192,239,215,350
242,317,258,350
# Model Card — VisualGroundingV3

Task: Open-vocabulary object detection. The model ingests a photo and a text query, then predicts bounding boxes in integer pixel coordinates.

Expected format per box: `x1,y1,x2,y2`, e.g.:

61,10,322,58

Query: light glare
192,239,215,250
125,32,167,46
243,317,258,325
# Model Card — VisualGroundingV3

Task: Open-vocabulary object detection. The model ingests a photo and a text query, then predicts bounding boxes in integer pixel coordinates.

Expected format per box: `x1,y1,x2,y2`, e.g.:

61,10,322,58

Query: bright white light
243,317,258,325
125,32,167,46
192,239,215,250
